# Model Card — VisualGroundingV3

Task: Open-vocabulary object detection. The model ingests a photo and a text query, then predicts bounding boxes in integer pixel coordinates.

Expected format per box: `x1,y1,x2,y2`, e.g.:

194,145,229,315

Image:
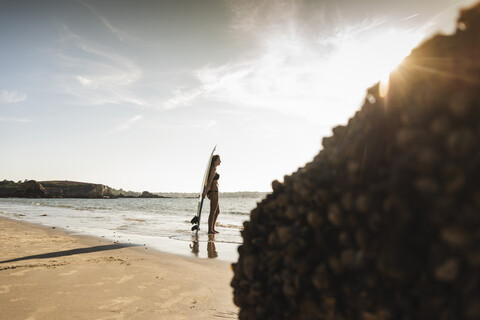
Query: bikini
207,173,220,197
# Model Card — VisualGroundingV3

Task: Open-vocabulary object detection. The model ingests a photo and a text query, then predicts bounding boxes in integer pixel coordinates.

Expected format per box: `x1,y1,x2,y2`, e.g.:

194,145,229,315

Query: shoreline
0,197,243,262
0,216,238,319
0,214,242,262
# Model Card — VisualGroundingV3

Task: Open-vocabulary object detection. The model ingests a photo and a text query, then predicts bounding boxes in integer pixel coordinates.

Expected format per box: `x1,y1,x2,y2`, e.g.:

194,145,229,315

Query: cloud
0,116,31,123
56,25,149,107
109,114,143,133
76,0,137,44
0,90,27,104
162,0,425,125
153,119,217,131
162,87,206,110
76,76,96,88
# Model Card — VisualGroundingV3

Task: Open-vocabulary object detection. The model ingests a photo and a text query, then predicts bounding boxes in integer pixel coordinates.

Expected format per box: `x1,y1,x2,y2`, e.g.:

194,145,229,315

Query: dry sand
0,216,238,319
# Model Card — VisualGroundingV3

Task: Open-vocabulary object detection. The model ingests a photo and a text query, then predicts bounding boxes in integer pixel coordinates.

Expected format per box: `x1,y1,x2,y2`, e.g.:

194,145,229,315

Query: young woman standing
203,155,221,234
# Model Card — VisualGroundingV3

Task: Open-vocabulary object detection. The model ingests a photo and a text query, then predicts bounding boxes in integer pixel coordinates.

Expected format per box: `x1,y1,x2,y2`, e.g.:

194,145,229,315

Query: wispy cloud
400,14,419,22
162,87,206,110
154,119,217,130
56,25,149,107
108,114,143,134
162,0,424,124
0,116,31,123
0,90,27,104
76,0,138,44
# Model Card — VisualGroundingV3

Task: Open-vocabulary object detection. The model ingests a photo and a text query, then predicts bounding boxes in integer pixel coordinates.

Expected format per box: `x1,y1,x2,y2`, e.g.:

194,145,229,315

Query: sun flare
192,24,425,124
335,28,423,98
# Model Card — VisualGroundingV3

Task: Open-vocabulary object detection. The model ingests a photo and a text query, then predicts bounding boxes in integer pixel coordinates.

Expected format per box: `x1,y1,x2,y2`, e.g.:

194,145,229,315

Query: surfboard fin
191,225,199,231
190,216,199,224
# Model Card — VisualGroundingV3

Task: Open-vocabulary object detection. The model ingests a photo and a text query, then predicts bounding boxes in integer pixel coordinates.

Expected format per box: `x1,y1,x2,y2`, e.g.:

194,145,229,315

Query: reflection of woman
190,240,199,256
203,155,221,234
207,238,218,258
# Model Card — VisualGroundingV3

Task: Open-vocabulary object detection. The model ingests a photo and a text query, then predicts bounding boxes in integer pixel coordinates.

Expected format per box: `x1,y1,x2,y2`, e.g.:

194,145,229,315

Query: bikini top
213,173,220,180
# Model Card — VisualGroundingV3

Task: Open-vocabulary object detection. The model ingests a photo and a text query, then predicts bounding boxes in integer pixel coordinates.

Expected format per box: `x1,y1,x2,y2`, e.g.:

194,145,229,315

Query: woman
203,155,221,234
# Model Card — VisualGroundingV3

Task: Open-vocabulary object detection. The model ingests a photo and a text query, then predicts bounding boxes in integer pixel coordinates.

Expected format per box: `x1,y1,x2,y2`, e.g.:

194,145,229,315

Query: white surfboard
190,145,216,234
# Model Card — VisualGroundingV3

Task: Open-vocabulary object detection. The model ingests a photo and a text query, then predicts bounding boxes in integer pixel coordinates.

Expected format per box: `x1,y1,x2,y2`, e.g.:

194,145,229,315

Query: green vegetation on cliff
0,180,22,197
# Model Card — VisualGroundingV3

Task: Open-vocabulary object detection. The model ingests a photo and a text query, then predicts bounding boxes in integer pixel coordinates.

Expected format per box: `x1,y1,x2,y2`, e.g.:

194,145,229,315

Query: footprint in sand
116,274,135,284
98,296,140,310
10,297,25,302
180,287,212,304
156,287,211,309
25,306,57,320
74,282,104,287
10,268,33,277
214,311,239,319
0,285,11,294
59,270,78,276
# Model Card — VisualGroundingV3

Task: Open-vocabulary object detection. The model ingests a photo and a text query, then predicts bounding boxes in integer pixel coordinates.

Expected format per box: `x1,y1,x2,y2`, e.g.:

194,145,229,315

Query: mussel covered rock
232,3,480,320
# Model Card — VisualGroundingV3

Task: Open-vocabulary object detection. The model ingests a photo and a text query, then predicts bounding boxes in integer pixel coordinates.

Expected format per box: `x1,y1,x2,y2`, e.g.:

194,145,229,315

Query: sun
334,28,424,98
366,29,424,97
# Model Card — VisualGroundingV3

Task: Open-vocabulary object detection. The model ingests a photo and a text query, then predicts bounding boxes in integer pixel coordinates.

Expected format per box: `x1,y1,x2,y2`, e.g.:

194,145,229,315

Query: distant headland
0,179,268,199
0,180,165,199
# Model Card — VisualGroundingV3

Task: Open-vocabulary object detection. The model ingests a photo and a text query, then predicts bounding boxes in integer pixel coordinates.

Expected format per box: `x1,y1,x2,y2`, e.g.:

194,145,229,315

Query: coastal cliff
0,180,115,198
40,181,115,198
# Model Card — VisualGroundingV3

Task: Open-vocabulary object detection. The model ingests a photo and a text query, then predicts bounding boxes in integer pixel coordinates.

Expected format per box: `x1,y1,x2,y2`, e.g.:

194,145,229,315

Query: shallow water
0,196,264,262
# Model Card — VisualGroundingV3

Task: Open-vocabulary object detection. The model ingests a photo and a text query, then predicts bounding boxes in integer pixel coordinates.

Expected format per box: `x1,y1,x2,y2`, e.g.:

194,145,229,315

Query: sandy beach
0,216,238,319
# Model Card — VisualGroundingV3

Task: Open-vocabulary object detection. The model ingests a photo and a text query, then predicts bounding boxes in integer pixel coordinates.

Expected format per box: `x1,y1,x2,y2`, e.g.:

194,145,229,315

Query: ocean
0,195,266,262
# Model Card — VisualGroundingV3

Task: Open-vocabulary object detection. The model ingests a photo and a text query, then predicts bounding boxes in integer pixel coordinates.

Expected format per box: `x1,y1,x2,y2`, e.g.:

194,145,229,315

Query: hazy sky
0,0,476,192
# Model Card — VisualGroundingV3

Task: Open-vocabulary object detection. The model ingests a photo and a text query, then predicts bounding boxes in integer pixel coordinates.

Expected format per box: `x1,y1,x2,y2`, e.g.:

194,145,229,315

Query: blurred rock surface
232,3,480,320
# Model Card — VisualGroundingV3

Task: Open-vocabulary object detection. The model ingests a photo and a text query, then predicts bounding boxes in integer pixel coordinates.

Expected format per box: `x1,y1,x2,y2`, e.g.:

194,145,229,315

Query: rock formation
18,180,47,198
40,181,114,198
232,3,480,320
138,191,163,198
0,180,115,198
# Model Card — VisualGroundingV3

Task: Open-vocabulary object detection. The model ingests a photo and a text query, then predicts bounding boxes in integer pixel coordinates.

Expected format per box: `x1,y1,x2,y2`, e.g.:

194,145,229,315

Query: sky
0,0,476,192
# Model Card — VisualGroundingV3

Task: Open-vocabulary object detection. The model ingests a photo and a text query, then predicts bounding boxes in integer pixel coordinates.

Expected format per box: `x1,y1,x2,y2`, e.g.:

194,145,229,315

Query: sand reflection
190,234,218,259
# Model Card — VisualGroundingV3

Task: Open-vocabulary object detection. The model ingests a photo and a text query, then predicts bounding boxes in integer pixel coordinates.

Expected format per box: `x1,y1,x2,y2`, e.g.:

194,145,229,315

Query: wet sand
0,216,238,319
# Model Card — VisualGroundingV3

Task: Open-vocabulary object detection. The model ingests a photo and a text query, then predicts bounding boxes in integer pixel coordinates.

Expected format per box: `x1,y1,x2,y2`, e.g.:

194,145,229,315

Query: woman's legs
212,204,220,233
208,192,219,234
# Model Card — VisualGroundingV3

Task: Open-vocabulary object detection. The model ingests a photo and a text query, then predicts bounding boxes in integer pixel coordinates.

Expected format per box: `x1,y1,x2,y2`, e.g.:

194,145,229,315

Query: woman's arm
203,167,216,197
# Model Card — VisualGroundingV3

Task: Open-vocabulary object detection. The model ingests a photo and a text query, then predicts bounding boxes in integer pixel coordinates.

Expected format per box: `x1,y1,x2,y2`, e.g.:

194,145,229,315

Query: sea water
0,195,266,262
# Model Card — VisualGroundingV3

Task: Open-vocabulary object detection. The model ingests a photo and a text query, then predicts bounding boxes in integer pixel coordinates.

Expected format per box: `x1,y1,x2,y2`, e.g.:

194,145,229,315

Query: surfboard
190,145,216,234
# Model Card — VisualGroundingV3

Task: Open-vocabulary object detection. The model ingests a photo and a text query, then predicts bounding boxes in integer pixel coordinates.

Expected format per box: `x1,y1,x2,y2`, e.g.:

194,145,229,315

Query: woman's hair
210,155,220,172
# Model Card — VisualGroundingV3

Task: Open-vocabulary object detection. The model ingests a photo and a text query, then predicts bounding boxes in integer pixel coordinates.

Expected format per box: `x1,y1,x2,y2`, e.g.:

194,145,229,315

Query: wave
30,201,113,212
124,218,146,222
216,223,243,230
223,211,250,216
168,235,242,245
115,224,131,231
